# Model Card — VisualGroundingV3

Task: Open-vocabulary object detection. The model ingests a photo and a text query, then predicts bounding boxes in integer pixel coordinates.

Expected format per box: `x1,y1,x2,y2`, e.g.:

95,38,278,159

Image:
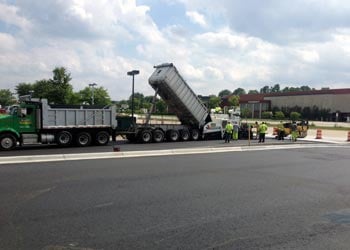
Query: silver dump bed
148,63,210,127
39,99,117,129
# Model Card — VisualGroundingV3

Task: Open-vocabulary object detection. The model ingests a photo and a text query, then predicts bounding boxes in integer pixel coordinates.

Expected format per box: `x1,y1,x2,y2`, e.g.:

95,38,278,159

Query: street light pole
127,70,140,122
89,83,97,105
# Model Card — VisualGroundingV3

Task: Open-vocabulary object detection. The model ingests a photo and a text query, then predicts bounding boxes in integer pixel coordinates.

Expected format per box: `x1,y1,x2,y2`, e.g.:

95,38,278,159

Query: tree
16,67,75,104
241,107,251,119
128,92,144,112
248,89,259,94
260,85,270,93
48,67,74,104
271,84,280,93
208,95,221,109
218,89,231,97
33,79,52,99
0,89,16,106
300,85,311,91
232,88,246,96
79,86,112,105
228,95,239,107
15,83,33,97
155,99,167,114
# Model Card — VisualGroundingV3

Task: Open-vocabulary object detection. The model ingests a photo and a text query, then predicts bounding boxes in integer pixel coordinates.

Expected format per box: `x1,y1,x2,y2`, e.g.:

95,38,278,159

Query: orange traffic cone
347,131,350,142
315,129,322,139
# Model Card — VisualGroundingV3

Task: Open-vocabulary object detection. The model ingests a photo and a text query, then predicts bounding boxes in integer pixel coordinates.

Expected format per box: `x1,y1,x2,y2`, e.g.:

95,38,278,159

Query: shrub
290,111,301,121
274,111,285,120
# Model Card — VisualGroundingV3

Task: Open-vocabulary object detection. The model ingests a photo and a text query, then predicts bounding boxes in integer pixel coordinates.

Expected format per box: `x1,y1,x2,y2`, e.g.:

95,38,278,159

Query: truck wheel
0,133,17,150
95,131,110,145
167,129,179,142
180,129,190,141
190,129,200,141
56,131,72,146
76,132,91,147
153,129,164,143
140,130,152,143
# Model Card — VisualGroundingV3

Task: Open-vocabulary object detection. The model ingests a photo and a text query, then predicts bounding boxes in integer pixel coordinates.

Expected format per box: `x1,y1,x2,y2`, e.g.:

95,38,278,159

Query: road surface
1,145,350,249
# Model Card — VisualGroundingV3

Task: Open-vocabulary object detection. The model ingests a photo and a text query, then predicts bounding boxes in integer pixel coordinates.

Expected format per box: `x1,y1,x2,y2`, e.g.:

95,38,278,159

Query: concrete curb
1,143,348,165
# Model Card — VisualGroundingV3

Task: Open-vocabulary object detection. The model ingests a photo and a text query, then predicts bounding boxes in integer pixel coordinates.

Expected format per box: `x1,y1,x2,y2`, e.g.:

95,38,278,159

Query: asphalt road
1,146,350,249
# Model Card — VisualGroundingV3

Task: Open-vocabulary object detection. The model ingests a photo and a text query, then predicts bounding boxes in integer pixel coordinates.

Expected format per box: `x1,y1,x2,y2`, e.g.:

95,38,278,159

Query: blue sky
0,0,350,100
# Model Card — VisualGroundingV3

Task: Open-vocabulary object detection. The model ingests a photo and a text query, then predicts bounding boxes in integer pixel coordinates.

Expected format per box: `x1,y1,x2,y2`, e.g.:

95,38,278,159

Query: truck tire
190,129,200,141
0,133,17,150
95,131,110,145
153,129,164,143
56,131,72,146
76,132,92,147
180,129,190,141
140,130,152,143
167,129,179,142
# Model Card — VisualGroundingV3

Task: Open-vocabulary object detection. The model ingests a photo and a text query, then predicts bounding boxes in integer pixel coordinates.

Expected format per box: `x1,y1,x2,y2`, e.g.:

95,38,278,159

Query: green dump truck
0,96,117,150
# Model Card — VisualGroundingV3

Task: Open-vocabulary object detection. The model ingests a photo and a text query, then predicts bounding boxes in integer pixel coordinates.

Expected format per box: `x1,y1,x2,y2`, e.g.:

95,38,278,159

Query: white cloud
0,33,17,51
186,11,207,27
0,0,350,101
0,2,32,31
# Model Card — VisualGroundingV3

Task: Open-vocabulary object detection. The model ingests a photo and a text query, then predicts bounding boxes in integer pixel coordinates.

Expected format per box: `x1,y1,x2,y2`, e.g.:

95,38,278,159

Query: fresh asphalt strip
0,143,349,165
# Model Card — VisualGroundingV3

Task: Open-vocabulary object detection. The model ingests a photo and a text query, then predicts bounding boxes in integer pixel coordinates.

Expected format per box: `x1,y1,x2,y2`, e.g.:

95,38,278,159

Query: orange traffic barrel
315,129,322,139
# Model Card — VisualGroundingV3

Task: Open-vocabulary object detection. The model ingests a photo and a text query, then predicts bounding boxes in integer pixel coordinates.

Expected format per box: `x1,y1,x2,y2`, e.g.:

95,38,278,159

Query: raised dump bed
148,63,210,128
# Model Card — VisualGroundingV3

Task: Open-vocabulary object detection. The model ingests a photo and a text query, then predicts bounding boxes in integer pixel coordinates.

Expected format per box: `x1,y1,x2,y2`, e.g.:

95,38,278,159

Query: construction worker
224,121,233,143
291,121,298,142
277,121,285,140
259,122,268,143
254,121,260,140
232,121,240,140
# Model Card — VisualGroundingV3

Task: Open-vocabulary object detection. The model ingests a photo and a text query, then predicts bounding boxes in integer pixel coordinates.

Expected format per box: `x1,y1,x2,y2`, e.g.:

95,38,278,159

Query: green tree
271,84,280,93
241,107,251,119
208,95,221,109
79,86,112,105
248,89,259,94
48,67,73,104
128,92,144,112
0,89,16,106
260,85,270,93
232,87,246,96
17,67,75,104
155,99,167,114
33,79,52,99
15,83,34,97
300,85,311,91
228,95,239,107
218,89,231,97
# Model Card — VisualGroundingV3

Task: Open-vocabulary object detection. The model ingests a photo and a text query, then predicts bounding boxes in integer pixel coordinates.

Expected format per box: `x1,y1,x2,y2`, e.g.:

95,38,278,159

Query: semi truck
115,63,240,143
0,96,117,150
0,63,240,150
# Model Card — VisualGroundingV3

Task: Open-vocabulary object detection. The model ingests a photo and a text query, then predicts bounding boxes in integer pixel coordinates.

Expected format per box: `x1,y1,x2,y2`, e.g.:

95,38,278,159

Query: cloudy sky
1,0,350,100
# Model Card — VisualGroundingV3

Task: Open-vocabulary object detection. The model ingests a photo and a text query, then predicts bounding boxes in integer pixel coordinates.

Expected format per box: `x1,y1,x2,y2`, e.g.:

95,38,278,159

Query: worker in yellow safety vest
224,121,233,143
259,122,268,143
277,121,285,140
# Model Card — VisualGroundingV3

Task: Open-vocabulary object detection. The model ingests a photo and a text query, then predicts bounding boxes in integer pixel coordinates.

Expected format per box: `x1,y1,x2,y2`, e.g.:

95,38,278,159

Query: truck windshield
9,106,19,116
